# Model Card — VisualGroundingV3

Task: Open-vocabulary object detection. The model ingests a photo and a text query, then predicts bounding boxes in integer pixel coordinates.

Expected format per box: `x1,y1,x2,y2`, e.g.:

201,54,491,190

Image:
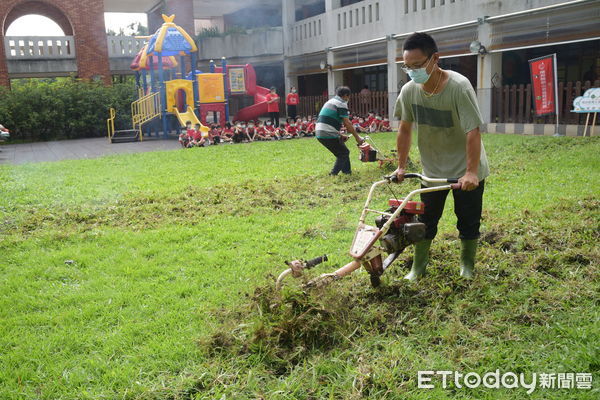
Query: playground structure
107,14,274,143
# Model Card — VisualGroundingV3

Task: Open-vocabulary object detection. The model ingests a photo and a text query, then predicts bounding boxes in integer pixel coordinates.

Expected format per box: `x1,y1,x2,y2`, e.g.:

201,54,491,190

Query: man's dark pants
287,105,297,120
317,137,351,175
269,112,280,128
419,180,485,240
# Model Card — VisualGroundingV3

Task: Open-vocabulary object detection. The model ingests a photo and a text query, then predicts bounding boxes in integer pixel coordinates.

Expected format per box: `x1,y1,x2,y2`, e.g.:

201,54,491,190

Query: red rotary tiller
357,135,397,167
276,173,460,289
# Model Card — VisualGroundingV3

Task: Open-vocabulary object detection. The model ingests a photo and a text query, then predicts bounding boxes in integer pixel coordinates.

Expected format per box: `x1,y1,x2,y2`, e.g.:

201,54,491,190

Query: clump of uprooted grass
196,196,599,381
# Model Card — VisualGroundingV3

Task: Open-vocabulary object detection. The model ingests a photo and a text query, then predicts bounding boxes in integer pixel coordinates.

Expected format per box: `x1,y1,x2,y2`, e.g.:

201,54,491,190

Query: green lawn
0,133,598,399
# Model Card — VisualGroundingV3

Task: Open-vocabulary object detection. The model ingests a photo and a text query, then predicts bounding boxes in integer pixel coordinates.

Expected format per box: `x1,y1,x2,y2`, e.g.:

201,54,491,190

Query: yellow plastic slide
173,106,210,137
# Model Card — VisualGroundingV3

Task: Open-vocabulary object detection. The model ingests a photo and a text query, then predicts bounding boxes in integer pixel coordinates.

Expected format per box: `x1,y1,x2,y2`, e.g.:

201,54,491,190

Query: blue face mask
406,56,433,84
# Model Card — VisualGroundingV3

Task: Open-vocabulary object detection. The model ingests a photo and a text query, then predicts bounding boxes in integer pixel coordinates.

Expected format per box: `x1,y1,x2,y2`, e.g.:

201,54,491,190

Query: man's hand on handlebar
459,171,479,191
392,167,405,184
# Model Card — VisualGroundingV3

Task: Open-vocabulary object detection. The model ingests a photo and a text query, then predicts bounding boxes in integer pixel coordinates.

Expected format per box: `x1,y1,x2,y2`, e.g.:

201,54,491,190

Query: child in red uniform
222,122,234,143
255,121,269,140
353,117,366,133
246,122,257,141
285,119,297,138
306,117,316,136
295,117,305,136
369,116,381,133
192,123,206,147
366,111,376,126
381,117,392,132
266,87,280,128
231,123,242,143
264,121,280,140
179,121,193,148
286,86,299,120
209,124,222,145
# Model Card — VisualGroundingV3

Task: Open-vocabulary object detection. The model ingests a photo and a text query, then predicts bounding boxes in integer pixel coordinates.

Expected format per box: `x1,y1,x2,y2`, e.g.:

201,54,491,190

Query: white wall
198,27,284,61
285,0,570,57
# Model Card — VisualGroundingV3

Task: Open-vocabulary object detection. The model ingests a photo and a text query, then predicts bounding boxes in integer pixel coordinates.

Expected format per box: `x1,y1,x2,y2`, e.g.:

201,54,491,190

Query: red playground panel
199,103,227,126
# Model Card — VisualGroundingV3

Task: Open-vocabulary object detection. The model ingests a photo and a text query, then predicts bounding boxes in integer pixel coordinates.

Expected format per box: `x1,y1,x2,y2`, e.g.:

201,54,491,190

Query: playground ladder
131,92,161,141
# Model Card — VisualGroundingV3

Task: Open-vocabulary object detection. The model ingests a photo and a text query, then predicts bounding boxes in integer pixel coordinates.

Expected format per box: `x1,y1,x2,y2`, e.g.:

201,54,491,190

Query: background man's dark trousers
287,105,297,120
317,137,351,175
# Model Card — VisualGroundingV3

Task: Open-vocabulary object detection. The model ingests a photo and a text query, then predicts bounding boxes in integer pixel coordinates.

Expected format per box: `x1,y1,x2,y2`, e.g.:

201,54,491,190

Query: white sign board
572,88,600,113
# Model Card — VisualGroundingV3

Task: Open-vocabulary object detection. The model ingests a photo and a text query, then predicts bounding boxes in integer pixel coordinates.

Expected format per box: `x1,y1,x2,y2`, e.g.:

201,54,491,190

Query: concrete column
476,21,502,124
0,33,9,87
477,53,502,123
284,58,299,94
147,8,164,33
166,0,195,37
282,0,296,94
327,50,343,97
387,36,398,120
325,0,337,40
326,0,342,97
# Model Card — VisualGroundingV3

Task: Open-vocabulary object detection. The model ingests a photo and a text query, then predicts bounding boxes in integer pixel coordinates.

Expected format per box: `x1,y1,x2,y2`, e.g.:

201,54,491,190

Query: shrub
0,78,137,142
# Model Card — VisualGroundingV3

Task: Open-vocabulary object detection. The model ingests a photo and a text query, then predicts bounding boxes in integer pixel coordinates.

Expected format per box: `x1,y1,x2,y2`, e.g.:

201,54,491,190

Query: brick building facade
0,0,112,87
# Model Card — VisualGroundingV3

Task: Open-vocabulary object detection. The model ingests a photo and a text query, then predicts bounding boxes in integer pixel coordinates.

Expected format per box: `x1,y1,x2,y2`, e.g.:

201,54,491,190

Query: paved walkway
0,137,181,165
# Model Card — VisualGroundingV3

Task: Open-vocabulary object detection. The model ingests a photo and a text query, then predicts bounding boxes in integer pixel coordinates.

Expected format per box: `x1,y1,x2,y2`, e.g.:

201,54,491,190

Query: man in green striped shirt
316,86,364,175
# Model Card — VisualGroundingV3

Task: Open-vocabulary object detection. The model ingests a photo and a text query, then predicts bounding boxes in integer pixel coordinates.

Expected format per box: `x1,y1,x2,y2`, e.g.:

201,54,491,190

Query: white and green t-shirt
394,70,490,186
316,96,349,139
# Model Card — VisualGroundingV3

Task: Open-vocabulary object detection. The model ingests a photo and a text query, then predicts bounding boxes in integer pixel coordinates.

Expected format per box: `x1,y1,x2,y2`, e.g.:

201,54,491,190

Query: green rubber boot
460,239,478,279
404,239,432,281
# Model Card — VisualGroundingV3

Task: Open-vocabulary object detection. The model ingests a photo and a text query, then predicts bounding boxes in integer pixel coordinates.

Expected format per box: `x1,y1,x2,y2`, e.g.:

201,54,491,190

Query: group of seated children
342,111,392,135
179,116,320,148
228,118,315,142
280,117,316,139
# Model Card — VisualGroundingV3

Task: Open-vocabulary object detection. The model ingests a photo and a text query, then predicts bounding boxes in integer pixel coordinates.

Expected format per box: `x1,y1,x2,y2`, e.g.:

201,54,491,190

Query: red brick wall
0,0,111,87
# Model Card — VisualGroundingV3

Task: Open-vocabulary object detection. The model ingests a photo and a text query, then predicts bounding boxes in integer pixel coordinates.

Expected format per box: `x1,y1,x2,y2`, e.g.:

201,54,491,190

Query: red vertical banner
529,55,557,116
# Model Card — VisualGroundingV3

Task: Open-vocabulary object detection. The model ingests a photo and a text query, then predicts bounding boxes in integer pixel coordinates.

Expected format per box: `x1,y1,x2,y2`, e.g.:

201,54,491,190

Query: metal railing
131,92,161,141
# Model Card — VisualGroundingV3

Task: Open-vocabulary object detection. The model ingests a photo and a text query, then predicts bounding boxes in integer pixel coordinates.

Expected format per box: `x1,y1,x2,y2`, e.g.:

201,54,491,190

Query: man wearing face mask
286,86,299,120
394,32,489,281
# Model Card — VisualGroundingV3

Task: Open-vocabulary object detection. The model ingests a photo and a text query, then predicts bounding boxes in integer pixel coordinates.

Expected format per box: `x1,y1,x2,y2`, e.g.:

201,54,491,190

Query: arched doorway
6,15,66,36
0,0,111,87
2,1,74,36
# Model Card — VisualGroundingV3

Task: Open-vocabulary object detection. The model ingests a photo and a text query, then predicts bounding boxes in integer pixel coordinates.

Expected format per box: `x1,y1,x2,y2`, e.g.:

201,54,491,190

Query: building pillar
284,58,298,94
282,0,296,94
75,0,112,85
166,0,195,37
148,0,194,35
328,0,341,9
387,36,398,121
147,7,164,34
327,50,343,97
476,21,501,124
325,0,337,44
0,32,9,88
